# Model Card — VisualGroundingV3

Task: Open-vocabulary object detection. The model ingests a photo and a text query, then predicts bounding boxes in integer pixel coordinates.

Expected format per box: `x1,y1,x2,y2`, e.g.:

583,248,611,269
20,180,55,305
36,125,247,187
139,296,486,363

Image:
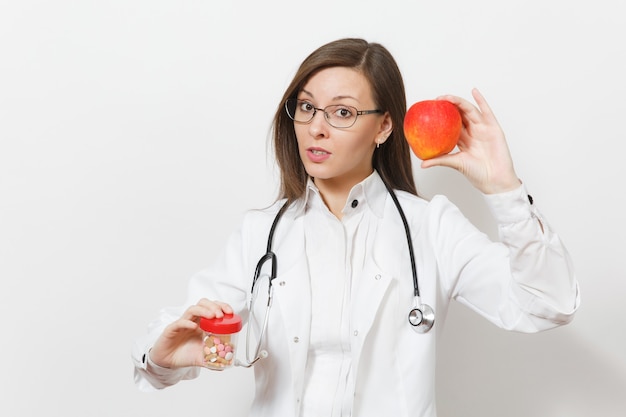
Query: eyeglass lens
285,99,359,128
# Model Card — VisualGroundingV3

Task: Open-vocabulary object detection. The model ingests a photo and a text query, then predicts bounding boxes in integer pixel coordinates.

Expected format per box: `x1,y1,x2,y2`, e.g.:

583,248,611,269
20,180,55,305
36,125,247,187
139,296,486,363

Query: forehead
301,67,373,103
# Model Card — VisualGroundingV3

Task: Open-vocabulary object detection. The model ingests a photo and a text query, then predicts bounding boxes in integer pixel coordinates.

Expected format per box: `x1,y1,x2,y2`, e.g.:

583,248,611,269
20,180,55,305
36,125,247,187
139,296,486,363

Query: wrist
481,177,521,195
147,348,171,370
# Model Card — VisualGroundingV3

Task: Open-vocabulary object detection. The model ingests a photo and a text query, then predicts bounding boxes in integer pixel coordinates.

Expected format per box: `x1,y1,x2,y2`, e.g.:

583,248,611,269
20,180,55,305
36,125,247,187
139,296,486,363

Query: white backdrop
1,1,625,416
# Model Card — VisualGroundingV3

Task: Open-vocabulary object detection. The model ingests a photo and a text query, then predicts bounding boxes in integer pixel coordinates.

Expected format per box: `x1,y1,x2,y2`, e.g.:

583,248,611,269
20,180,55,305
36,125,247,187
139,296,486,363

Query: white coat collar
291,170,388,218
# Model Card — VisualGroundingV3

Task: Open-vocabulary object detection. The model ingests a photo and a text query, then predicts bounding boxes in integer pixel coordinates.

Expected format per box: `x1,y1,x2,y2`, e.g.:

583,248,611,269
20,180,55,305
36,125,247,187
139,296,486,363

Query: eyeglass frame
284,98,383,129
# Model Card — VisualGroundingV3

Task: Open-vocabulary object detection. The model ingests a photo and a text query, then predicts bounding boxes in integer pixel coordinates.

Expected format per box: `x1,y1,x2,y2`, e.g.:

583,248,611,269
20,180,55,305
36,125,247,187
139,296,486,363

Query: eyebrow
300,89,360,103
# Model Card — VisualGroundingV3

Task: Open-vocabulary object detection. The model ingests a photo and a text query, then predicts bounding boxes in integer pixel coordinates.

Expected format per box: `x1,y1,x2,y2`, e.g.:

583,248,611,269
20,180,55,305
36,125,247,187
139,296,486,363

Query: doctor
132,38,579,417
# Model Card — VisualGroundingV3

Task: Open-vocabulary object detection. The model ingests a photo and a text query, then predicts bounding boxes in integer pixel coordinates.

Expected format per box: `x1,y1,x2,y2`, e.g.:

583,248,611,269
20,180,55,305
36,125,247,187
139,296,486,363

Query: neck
313,169,373,219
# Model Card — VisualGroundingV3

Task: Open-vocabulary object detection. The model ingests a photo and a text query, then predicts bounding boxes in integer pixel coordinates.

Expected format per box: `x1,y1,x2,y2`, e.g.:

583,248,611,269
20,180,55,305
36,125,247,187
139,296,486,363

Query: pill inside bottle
198,313,242,370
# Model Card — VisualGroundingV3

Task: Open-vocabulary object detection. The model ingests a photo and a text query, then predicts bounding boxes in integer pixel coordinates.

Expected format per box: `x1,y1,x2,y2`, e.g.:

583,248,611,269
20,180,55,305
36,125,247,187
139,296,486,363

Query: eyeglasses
285,98,382,128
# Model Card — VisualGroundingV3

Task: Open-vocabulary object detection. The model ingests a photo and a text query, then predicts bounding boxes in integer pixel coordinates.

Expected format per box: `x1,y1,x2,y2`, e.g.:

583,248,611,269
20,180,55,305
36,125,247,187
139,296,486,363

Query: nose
308,108,329,139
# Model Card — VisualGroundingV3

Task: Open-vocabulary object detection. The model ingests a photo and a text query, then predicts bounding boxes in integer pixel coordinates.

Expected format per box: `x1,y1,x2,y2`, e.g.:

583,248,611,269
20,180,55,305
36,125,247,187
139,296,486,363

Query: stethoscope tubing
241,173,434,368
380,177,421,298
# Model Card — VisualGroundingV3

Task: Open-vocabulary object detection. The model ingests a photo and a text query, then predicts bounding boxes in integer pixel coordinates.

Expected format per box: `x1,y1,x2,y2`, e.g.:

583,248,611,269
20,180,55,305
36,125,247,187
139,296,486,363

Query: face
294,67,392,190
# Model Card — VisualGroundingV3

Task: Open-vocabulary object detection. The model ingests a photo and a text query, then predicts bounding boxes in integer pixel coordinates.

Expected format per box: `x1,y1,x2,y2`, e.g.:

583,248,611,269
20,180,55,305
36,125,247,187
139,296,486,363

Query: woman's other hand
148,299,234,369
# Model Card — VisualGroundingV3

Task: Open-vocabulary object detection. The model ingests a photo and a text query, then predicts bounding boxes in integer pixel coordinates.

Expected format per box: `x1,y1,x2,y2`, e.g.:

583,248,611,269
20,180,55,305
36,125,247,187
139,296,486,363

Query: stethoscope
236,174,434,367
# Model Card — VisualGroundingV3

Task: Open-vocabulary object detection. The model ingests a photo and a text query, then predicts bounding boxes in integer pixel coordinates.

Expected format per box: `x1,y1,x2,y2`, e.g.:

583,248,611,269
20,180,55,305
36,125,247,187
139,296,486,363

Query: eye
298,101,315,113
332,106,355,119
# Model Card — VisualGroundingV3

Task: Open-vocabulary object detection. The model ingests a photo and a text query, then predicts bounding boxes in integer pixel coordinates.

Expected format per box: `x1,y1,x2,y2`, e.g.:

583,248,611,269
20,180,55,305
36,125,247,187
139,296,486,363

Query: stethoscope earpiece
408,303,435,333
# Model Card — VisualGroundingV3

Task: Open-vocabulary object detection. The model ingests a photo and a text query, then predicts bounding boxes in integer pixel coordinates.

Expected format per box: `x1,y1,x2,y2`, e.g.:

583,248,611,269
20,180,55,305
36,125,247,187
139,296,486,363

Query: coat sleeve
131,210,258,391
431,184,579,332
131,306,200,391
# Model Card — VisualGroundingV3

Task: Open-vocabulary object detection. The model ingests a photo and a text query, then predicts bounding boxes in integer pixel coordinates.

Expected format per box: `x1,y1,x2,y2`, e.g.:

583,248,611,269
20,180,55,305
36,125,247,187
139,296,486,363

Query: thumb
420,152,462,171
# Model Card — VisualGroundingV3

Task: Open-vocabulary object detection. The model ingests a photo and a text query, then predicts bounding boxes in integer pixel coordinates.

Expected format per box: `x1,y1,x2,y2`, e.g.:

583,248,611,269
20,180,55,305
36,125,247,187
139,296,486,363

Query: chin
304,167,332,180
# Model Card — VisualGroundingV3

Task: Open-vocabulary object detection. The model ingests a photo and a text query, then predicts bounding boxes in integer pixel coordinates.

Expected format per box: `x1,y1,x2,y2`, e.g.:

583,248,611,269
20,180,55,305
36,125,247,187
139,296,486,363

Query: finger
180,304,211,322
181,302,224,323
195,298,234,317
212,300,234,315
470,88,499,125
436,94,481,126
421,152,462,171
165,316,199,332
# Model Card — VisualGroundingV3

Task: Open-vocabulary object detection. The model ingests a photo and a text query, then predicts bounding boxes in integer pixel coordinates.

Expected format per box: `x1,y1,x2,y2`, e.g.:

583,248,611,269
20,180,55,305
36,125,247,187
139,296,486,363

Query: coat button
293,337,299,343
374,274,381,280
351,199,358,208
353,330,359,336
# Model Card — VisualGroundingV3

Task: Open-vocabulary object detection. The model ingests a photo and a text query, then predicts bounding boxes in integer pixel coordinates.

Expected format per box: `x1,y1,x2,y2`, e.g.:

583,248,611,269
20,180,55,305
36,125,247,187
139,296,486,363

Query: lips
306,147,331,163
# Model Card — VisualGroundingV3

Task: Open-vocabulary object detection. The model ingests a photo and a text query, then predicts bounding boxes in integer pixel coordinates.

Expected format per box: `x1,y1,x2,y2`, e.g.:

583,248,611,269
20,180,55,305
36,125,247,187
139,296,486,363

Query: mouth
308,147,330,155
305,147,331,162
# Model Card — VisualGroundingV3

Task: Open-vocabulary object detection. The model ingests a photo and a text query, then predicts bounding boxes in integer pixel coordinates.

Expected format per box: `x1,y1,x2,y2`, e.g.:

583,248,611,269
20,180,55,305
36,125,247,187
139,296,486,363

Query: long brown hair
272,38,417,202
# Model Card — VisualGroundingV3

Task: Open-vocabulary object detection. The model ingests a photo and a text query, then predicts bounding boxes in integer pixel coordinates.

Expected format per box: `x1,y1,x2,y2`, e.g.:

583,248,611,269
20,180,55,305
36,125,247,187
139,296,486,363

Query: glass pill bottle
199,313,242,370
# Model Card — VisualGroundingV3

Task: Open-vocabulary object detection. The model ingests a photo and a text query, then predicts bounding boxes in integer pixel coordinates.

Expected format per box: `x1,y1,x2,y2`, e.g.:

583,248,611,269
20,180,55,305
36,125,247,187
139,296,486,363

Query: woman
132,38,579,417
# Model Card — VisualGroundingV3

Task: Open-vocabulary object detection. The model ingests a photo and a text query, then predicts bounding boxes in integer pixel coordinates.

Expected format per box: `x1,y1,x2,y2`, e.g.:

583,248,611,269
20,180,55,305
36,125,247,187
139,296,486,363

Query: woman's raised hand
421,88,521,194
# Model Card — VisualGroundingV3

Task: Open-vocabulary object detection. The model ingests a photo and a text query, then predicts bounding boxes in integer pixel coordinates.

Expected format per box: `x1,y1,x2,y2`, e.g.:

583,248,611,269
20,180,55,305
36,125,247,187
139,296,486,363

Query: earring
377,141,380,149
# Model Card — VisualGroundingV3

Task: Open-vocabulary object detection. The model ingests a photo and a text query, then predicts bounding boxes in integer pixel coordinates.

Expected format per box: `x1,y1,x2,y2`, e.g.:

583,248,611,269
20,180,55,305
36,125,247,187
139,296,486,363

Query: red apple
403,100,462,160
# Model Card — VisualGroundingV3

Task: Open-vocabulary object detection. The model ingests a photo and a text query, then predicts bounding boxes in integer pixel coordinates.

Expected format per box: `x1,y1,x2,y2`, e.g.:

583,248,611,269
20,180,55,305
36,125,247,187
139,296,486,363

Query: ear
377,111,394,144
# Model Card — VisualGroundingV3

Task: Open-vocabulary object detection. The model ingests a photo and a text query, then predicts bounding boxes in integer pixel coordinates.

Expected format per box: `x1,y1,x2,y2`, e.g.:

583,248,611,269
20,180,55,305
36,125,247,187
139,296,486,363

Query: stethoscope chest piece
408,303,435,334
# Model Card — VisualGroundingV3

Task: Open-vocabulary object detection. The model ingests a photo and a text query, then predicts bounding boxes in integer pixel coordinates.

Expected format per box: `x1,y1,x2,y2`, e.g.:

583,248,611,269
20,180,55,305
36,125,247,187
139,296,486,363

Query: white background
1,1,625,416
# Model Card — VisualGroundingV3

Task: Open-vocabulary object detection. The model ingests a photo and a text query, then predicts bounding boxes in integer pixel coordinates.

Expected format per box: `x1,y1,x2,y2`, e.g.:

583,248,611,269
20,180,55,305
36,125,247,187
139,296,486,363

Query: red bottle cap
199,313,242,334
